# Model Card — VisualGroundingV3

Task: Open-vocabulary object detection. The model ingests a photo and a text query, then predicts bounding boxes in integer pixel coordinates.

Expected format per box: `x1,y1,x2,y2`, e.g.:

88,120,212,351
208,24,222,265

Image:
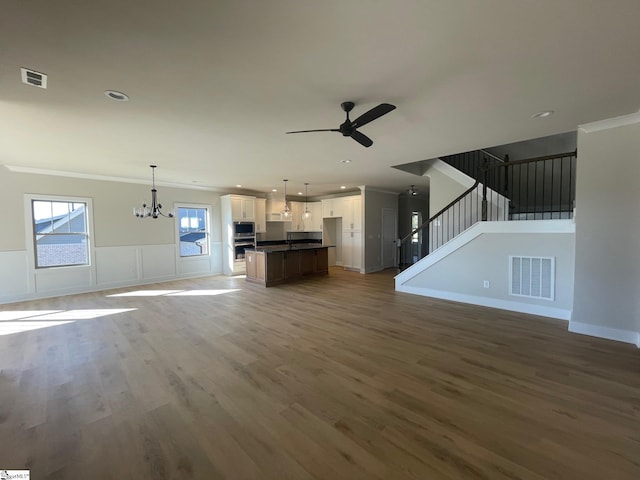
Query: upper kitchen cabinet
286,202,305,232
254,198,266,233
230,195,255,222
322,198,343,218
304,202,323,232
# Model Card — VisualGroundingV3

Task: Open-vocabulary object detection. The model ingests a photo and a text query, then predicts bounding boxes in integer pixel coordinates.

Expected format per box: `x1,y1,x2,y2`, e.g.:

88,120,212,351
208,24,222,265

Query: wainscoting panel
0,243,223,304
178,256,213,277
95,246,139,287
0,250,30,302
141,244,177,281
34,264,95,297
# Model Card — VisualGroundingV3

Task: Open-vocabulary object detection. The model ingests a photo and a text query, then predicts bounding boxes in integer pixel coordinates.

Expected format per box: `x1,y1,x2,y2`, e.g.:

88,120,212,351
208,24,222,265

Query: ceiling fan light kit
286,101,396,147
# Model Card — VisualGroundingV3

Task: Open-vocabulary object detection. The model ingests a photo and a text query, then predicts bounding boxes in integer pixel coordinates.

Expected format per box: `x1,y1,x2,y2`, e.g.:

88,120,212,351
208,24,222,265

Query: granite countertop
248,243,334,253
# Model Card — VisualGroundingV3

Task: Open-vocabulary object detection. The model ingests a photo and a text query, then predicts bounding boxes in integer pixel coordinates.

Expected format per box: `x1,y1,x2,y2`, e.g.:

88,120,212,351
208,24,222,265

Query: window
177,206,209,257
31,199,89,268
411,211,421,244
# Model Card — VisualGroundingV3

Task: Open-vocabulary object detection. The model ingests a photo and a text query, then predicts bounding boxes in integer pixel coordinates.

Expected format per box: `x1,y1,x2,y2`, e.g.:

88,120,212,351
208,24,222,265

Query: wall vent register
21,67,47,88
509,256,554,300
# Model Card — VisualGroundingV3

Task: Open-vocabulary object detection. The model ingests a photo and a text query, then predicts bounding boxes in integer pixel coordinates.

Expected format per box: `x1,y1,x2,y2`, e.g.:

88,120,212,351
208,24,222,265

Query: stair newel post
481,158,489,221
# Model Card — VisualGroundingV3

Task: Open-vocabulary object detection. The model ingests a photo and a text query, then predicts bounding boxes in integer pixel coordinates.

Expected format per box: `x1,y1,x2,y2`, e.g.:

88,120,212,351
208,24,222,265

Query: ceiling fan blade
351,103,396,129
350,130,373,147
286,129,340,134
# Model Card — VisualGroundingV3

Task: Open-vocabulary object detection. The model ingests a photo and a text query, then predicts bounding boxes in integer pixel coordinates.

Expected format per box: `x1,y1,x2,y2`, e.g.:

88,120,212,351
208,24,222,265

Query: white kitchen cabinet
342,196,362,231
304,202,323,231
230,195,255,221
254,198,266,233
342,230,362,270
286,202,305,232
221,194,256,276
322,198,343,218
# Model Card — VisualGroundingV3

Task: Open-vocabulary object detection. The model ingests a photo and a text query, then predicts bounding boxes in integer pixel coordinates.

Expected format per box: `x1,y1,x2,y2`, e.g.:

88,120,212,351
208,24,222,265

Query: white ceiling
2,0,639,197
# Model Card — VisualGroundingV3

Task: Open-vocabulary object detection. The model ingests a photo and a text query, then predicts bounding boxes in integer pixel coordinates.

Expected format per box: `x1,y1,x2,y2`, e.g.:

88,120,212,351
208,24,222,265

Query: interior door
382,207,396,269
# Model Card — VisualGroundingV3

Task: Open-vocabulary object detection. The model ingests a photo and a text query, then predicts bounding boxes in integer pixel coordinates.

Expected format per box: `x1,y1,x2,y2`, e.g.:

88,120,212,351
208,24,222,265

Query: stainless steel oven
233,222,255,260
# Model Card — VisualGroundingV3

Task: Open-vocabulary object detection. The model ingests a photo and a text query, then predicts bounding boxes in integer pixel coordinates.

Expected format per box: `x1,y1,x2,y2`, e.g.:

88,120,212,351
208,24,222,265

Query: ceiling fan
286,101,396,147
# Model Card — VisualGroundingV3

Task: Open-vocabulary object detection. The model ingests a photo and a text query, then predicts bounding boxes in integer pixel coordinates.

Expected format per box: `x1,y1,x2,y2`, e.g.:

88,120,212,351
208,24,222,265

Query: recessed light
532,110,554,118
341,159,352,164
272,189,277,192
340,185,346,190
236,184,242,188
104,90,129,101
297,192,303,195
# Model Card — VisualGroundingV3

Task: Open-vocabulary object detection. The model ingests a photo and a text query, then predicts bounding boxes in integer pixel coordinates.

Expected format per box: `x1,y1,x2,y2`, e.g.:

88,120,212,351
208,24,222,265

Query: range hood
266,192,290,222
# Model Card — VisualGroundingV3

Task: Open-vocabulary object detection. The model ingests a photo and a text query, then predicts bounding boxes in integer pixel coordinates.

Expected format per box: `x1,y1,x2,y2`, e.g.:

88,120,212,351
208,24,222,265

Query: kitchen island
245,244,330,287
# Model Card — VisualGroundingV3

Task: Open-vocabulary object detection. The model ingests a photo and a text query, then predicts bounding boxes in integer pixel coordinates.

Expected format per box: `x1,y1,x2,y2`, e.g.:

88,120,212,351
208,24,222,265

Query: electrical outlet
483,280,490,288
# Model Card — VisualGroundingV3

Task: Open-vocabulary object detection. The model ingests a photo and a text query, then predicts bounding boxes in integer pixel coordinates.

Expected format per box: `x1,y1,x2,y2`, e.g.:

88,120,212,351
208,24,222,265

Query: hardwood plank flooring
0,267,639,479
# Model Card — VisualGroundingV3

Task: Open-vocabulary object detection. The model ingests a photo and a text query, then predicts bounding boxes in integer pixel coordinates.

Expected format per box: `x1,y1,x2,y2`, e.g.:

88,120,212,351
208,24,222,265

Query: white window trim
24,193,96,292
174,203,212,262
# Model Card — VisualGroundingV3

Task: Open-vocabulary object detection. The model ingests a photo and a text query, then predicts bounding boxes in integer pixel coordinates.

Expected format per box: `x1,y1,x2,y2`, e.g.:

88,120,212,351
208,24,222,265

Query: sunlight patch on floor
108,289,240,297
0,321,74,335
107,290,185,297
0,308,137,336
166,289,240,296
0,310,62,321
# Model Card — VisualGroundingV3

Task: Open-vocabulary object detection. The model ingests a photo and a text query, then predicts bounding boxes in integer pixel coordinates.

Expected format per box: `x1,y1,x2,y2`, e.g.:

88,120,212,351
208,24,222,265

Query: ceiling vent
20,68,47,89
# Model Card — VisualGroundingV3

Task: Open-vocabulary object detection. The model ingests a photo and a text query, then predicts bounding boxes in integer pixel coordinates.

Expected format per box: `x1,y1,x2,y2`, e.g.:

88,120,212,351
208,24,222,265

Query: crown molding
578,111,640,133
3,164,219,192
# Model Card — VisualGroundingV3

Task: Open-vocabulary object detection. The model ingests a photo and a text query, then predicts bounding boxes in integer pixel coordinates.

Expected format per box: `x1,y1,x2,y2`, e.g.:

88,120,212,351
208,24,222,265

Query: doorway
382,207,396,269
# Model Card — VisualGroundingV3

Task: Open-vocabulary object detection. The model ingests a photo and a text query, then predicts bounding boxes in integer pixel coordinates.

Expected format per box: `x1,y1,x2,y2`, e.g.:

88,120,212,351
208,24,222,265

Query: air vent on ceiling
510,255,555,300
21,68,47,89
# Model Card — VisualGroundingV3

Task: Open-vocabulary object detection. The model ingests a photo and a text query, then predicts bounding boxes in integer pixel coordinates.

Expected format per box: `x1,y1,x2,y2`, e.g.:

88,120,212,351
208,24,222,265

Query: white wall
0,167,224,304
571,114,640,346
425,160,473,217
396,220,575,320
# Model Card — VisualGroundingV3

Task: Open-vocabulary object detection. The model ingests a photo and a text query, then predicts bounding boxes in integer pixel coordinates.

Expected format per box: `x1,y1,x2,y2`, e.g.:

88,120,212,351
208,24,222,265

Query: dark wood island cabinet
245,245,330,286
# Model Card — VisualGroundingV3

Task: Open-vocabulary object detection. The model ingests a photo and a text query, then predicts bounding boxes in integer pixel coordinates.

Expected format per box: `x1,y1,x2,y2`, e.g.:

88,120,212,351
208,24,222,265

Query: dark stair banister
397,177,480,270
397,149,577,271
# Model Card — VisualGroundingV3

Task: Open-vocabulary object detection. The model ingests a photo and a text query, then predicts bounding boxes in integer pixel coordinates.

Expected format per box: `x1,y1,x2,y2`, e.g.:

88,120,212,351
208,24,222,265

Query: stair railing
397,176,480,271
397,150,577,271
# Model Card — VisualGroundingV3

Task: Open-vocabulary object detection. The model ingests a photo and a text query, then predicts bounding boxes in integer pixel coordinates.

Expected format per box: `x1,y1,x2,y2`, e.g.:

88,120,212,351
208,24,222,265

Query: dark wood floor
0,267,638,479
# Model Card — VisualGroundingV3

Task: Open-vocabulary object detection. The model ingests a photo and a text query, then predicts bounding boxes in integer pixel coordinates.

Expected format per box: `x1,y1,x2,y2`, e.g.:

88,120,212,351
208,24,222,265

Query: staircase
397,149,577,271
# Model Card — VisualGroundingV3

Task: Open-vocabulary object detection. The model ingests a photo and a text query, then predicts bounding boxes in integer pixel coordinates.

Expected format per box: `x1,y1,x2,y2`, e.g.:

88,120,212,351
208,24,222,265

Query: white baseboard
569,321,640,347
397,285,571,320
364,265,384,274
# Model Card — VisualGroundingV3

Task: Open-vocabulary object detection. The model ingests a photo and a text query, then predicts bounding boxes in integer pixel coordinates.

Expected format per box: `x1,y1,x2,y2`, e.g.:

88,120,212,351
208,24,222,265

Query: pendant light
303,182,311,219
133,165,174,219
281,179,291,219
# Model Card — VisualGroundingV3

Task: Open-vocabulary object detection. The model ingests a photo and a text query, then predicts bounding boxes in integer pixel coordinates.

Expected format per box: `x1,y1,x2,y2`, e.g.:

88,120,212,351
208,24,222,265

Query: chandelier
133,165,174,219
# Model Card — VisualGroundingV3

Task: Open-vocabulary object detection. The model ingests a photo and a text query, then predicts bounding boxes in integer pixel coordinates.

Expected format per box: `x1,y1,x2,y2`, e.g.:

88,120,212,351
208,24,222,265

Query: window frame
411,211,422,245
175,204,211,259
26,194,94,270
